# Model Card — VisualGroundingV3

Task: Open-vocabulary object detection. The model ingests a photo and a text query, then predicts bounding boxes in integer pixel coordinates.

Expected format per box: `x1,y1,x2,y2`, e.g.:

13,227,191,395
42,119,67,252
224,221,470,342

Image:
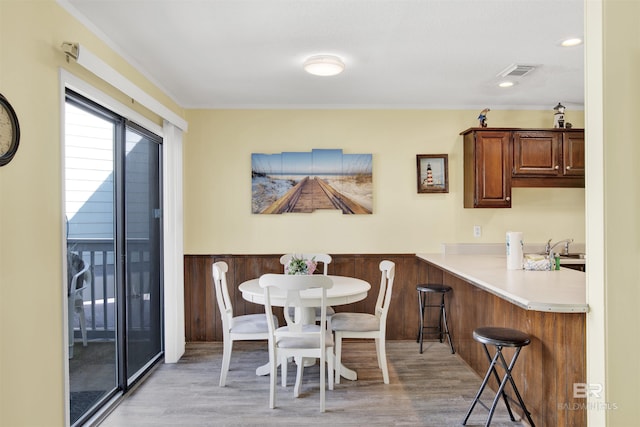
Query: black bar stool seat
416,284,454,354
463,326,535,427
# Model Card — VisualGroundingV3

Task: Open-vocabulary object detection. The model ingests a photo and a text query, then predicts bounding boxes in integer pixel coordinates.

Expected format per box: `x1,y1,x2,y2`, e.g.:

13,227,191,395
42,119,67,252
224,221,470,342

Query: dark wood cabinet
512,129,584,187
463,129,512,208
513,130,562,176
562,131,585,177
462,128,584,208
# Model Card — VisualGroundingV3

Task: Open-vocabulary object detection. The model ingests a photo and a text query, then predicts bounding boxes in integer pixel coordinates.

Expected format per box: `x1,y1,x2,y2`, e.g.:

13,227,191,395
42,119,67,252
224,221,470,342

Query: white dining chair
280,253,335,324
213,261,276,387
331,260,395,384
259,273,334,412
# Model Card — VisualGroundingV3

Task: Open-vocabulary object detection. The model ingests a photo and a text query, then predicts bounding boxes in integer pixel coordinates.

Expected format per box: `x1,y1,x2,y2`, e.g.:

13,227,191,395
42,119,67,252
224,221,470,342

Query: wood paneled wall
183,254,421,342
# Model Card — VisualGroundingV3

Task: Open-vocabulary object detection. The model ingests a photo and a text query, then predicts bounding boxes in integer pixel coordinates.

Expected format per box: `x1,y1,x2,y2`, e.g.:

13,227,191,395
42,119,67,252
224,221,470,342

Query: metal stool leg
463,344,534,427
484,345,517,424
417,290,425,353
492,347,535,427
417,288,455,354
463,348,501,425
437,293,445,342
441,297,455,354
417,290,422,342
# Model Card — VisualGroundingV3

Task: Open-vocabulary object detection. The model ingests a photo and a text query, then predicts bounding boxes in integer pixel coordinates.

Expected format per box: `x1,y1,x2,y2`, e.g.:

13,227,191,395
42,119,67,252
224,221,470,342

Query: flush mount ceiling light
303,55,345,76
498,81,515,88
560,37,583,47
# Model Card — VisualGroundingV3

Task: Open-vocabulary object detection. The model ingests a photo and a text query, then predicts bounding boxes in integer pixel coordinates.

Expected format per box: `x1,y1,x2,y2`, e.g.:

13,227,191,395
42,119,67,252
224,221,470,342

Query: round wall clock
0,93,20,166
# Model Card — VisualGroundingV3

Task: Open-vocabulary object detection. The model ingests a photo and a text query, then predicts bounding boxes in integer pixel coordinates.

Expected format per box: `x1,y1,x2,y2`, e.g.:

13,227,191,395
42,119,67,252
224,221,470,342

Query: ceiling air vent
497,64,536,78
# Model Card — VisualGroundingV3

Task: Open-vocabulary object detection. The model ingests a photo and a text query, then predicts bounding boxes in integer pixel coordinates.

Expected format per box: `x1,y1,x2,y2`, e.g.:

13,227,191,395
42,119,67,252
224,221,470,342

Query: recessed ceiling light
303,55,345,76
561,38,583,47
498,81,515,88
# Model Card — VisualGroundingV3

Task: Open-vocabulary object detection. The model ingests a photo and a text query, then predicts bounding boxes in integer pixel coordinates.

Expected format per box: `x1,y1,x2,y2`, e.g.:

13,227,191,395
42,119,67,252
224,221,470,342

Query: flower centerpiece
285,255,317,275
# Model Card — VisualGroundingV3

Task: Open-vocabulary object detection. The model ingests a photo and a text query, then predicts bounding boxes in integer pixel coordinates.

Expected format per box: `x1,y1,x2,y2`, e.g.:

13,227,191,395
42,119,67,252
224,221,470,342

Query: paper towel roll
506,231,524,270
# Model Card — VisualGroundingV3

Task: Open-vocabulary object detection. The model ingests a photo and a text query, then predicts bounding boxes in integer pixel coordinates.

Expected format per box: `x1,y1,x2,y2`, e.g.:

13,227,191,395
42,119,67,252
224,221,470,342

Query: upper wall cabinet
461,128,584,208
512,129,585,187
463,129,512,208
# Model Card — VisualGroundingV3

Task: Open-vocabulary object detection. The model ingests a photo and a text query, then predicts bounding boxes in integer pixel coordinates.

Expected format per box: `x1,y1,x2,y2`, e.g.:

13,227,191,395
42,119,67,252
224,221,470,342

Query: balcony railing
68,238,154,341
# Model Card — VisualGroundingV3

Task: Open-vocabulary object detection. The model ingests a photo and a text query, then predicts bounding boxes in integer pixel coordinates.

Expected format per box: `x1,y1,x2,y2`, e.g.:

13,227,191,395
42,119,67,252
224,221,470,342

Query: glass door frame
64,88,164,426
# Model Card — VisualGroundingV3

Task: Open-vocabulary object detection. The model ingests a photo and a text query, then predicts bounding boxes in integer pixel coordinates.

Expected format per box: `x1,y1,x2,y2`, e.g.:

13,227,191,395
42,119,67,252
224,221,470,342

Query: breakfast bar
417,253,588,313
416,252,587,427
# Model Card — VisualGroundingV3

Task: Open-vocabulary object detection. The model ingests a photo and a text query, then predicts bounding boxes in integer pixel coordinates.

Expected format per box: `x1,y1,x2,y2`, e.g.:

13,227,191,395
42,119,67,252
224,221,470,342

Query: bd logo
573,383,603,398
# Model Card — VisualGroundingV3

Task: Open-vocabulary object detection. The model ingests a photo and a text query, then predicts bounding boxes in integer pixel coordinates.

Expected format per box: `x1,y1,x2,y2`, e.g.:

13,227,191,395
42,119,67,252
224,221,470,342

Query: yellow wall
3,0,638,426
0,1,184,426
184,109,585,254
601,0,640,424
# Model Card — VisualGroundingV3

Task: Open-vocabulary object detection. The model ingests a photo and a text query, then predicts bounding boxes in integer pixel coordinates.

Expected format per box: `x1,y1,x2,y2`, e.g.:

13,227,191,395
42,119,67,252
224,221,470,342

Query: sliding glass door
123,124,163,380
65,90,163,425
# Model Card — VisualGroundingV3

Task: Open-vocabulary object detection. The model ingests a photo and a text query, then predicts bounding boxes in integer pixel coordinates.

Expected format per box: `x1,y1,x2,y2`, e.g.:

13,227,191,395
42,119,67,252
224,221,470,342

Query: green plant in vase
285,255,317,275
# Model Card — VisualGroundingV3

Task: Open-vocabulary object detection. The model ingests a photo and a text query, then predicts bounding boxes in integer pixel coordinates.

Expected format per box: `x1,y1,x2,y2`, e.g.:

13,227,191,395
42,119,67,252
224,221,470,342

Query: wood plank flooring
99,340,528,426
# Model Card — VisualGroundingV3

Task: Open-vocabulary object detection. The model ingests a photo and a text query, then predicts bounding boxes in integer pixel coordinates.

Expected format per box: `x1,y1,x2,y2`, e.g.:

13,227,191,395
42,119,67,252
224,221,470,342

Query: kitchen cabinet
462,128,584,208
462,129,512,208
512,129,584,187
562,131,586,177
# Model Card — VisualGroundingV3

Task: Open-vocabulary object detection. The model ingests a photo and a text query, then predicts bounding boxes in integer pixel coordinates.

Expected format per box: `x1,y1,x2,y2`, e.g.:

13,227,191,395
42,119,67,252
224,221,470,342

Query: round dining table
238,274,370,381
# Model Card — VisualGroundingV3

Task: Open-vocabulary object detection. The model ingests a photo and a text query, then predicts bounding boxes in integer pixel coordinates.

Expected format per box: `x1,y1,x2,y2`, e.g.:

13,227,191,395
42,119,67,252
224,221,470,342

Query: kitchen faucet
546,238,574,257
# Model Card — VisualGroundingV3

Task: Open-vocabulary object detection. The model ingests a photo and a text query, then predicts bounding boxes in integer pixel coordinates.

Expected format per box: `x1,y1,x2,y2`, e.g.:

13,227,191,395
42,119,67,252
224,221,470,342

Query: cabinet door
464,131,511,208
513,131,561,176
563,131,585,177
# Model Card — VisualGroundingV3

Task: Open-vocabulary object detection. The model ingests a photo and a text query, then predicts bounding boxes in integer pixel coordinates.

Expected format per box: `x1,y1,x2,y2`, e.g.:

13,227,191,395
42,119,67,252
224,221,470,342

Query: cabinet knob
566,166,571,170
506,196,511,201
554,165,560,170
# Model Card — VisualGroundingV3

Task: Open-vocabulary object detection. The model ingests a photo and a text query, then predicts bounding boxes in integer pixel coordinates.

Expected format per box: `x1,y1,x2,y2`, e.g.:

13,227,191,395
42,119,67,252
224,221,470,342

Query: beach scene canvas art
252,148,372,214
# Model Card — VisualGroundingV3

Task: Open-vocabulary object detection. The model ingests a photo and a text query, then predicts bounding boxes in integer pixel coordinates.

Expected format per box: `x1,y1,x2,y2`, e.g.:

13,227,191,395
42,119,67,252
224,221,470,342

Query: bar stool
462,326,535,427
416,284,454,354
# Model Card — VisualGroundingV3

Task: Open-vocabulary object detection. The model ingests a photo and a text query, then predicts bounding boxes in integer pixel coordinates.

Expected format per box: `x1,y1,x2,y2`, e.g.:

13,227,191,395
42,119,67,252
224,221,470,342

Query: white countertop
416,253,588,313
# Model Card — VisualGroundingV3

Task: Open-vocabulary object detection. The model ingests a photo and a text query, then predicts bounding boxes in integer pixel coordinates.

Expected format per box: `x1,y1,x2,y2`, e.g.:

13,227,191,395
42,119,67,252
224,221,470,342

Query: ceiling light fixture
303,55,345,76
560,37,583,47
498,81,515,88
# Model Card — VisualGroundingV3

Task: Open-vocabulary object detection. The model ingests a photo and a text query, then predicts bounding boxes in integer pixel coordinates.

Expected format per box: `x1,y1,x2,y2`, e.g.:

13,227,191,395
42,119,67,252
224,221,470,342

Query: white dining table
238,274,370,381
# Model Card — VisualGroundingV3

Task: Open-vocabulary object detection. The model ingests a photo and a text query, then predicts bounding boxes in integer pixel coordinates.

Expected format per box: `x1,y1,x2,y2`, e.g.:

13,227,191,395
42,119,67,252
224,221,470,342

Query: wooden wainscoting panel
184,254,419,342
183,255,211,341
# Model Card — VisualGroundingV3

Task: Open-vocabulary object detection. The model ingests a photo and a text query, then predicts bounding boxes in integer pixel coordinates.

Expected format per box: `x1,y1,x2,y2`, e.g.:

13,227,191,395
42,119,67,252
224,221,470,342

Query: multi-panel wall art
251,148,372,214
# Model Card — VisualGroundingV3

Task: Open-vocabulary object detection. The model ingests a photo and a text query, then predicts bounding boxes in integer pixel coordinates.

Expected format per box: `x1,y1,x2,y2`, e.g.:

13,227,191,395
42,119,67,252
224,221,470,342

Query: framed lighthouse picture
417,154,448,193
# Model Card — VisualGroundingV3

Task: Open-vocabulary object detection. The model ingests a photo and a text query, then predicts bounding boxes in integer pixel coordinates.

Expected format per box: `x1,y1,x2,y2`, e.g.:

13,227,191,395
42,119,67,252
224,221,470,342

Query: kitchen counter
416,253,588,313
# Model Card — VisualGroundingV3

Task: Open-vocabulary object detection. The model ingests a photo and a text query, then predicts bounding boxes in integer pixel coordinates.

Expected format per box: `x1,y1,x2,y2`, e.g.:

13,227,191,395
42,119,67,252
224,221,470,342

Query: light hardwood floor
98,340,527,426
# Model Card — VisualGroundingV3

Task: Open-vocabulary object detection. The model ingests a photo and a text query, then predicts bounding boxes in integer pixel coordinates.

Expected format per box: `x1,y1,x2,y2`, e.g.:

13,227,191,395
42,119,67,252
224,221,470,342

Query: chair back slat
375,260,395,326
212,261,233,330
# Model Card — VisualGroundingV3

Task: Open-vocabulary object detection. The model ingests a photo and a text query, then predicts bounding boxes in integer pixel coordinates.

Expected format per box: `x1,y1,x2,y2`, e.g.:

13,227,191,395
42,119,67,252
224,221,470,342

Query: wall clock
0,93,20,166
